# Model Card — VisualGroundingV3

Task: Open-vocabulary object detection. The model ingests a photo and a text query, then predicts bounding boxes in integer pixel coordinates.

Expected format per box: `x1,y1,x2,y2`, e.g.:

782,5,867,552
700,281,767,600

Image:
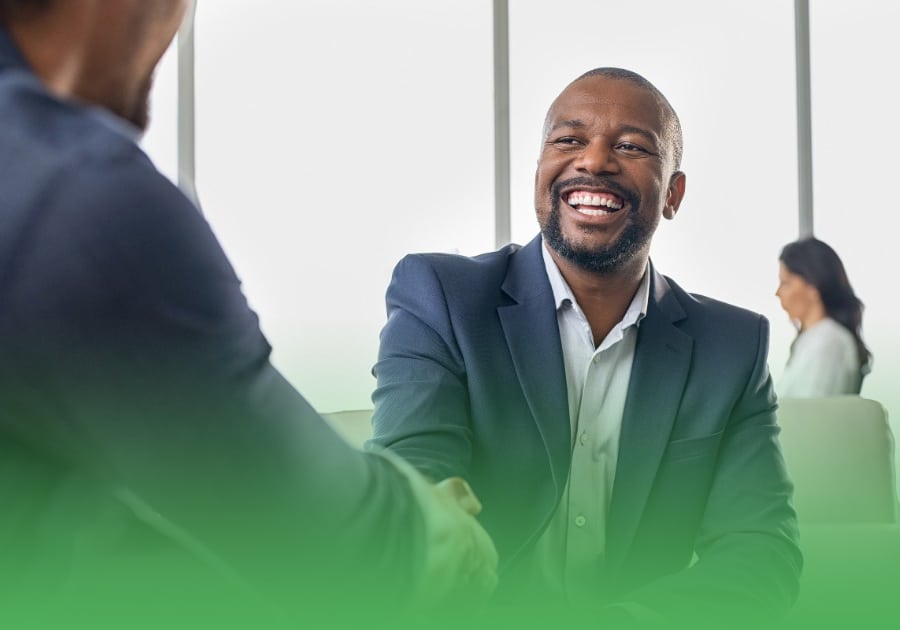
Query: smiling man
371,68,802,625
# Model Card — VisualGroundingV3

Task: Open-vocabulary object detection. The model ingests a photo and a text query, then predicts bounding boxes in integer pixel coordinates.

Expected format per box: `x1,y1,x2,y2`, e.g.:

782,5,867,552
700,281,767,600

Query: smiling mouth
565,190,625,216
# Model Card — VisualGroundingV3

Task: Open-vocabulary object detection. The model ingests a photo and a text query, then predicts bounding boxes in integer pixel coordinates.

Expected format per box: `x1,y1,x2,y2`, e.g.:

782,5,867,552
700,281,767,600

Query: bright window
193,0,494,412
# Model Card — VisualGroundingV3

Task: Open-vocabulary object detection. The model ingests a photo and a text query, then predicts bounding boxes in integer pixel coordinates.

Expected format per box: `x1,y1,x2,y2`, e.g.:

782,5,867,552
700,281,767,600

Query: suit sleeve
619,315,803,624
369,255,473,483
2,154,426,613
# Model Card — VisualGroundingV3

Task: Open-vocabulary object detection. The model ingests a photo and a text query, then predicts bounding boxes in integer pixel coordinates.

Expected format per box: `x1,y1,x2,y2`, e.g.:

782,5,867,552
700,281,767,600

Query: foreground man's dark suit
0,29,423,623
372,236,802,623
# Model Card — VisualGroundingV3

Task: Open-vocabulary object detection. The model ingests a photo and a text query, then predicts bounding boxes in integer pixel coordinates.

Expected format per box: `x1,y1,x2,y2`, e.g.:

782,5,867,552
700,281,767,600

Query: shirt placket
564,342,617,601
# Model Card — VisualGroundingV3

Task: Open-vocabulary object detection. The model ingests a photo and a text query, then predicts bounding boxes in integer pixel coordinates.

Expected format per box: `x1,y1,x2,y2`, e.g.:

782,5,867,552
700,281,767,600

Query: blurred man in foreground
0,1,495,625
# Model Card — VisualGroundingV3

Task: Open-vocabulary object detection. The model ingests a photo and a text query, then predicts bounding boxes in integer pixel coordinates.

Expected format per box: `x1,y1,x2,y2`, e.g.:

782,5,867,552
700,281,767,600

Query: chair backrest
322,409,373,448
777,396,898,523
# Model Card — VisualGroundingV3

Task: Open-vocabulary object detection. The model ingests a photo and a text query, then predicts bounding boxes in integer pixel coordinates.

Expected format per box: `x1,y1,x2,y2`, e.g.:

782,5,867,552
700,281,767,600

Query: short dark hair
572,67,684,170
0,0,54,24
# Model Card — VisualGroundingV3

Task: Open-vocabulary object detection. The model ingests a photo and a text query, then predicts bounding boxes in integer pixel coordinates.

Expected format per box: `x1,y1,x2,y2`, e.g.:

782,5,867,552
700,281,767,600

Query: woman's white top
777,317,862,398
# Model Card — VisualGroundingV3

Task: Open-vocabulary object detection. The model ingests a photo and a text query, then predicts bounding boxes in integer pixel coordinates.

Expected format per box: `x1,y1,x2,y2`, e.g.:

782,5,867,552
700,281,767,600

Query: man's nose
575,141,619,175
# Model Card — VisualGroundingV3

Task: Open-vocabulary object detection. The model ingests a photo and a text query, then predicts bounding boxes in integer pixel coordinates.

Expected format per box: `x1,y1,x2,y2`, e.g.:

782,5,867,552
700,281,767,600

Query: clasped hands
415,476,498,608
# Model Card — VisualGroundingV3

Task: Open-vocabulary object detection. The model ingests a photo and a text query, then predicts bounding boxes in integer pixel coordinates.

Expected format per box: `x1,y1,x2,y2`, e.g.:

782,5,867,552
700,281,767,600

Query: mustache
551,176,640,209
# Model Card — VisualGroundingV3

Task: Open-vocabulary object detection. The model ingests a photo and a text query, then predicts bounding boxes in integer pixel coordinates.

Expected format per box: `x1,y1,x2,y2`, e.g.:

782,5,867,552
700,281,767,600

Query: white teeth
600,197,622,209
577,207,612,216
566,191,623,210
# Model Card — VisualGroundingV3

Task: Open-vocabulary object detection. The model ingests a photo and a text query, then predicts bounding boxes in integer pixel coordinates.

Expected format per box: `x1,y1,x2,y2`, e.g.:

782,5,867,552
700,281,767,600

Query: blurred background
141,0,899,476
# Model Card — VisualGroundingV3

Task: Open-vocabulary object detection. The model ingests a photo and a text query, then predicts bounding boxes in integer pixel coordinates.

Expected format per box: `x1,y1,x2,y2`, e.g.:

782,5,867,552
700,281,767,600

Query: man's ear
663,171,686,220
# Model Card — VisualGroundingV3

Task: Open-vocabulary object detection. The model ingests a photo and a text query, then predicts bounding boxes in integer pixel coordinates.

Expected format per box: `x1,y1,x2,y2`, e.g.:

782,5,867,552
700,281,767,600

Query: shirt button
592,355,601,365
580,432,589,445
574,515,586,527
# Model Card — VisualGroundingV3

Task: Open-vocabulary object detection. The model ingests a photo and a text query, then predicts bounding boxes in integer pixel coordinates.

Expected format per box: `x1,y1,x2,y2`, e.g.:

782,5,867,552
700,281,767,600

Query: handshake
411,475,499,608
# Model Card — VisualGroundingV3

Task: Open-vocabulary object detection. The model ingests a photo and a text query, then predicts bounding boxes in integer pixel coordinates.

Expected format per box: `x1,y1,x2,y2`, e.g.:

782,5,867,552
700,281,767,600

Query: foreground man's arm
0,152,496,622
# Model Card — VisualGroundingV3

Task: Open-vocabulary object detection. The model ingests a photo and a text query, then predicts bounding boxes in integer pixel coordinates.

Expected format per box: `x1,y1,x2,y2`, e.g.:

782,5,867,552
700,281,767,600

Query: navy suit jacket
372,235,802,621
0,29,421,621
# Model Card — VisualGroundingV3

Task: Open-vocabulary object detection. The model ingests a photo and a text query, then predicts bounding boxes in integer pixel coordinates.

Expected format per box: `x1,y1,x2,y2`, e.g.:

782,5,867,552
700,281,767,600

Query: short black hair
0,0,54,24
571,67,684,169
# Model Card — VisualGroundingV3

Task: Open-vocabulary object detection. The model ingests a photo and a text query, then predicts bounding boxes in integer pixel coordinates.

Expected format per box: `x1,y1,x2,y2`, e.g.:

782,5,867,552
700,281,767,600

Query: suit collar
500,235,550,303
498,236,572,495
650,263,687,324
606,267,693,570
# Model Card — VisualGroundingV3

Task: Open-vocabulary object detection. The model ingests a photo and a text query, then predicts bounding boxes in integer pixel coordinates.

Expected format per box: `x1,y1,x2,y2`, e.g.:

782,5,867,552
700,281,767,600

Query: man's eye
551,137,583,147
616,142,649,154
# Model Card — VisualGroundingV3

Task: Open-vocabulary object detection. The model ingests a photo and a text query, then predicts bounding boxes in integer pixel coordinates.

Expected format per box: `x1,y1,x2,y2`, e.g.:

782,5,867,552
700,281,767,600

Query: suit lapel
497,237,571,495
606,268,693,570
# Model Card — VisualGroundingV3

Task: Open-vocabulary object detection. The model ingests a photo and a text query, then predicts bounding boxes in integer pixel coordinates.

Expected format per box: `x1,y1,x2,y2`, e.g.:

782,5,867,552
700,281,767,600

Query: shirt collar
541,237,650,329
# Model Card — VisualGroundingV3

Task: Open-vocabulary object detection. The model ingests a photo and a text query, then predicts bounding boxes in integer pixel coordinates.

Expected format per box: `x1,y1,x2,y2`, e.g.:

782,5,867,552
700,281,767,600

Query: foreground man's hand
414,476,498,607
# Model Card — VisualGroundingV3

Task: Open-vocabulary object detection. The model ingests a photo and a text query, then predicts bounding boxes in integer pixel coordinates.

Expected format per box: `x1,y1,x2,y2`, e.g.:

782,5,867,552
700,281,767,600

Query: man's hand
435,476,483,515
414,476,498,608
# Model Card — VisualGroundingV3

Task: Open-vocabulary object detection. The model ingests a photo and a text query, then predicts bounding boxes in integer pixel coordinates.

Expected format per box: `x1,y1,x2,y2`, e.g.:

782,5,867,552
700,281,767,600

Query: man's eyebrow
547,119,587,134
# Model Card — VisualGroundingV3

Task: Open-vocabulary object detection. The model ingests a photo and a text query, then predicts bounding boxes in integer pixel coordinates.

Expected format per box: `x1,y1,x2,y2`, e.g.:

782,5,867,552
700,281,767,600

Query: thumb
437,477,482,515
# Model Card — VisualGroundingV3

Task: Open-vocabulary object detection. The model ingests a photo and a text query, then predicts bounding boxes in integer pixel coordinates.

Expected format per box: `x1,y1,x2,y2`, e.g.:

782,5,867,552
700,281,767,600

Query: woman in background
775,238,871,398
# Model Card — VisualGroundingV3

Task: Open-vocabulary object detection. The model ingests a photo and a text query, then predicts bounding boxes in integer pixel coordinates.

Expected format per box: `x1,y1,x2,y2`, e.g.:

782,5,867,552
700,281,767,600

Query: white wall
192,0,494,412
141,43,178,185
809,0,900,475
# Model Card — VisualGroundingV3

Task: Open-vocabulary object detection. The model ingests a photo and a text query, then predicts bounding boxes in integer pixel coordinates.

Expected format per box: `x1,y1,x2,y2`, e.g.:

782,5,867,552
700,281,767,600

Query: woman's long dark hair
779,238,871,371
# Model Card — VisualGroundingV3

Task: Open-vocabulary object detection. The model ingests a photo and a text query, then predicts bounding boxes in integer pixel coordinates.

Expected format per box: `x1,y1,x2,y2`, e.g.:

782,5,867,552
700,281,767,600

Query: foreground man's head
1,0,191,130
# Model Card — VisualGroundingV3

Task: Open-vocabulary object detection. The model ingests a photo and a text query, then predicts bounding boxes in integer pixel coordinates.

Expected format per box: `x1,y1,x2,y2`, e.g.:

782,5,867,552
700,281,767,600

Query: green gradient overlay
3,383,897,628
2,481,898,628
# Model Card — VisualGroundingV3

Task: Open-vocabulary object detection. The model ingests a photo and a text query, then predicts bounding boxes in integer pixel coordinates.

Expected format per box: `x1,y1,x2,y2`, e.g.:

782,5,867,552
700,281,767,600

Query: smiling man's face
535,74,685,275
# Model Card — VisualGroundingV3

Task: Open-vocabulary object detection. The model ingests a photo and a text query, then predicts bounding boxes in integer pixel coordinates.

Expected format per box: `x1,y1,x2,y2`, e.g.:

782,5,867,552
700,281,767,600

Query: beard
77,69,154,133
123,73,153,132
540,176,656,275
